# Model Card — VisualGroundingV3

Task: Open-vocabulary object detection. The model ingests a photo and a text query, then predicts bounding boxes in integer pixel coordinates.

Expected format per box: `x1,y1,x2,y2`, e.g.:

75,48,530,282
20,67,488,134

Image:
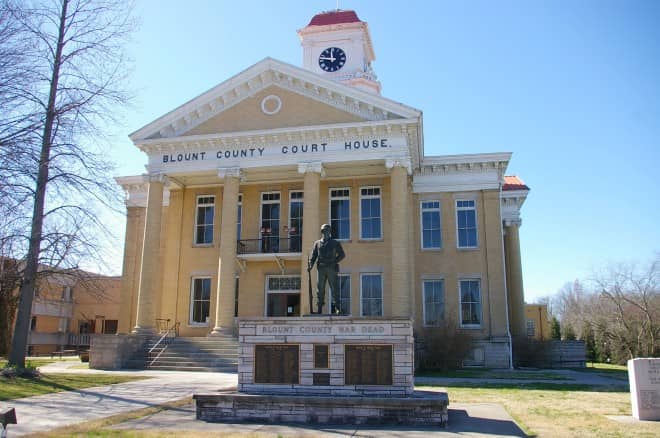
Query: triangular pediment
184,85,365,136
130,58,421,143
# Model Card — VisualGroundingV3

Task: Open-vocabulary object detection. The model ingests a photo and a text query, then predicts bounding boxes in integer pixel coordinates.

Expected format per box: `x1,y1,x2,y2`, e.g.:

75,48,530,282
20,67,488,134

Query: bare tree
3,0,135,367
591,255,660,361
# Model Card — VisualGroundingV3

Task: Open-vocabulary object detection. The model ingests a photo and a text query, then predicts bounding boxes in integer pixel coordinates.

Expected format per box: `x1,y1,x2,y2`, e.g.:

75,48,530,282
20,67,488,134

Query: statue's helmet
321,224,331,232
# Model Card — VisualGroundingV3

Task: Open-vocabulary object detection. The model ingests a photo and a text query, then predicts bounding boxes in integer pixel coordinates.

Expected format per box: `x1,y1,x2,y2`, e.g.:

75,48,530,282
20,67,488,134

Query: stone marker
628,358,660,421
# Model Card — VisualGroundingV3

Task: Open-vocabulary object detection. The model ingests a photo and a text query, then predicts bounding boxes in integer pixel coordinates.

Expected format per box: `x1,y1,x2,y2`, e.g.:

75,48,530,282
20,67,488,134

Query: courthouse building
116,10,529,368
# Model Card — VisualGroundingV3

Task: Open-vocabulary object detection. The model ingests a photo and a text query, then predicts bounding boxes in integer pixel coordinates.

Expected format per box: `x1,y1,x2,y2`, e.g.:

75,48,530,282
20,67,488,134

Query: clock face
318,47,346,72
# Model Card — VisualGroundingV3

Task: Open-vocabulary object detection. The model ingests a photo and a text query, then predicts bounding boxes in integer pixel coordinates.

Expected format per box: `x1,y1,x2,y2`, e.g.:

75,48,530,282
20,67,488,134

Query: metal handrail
237,236,302,254
147,320,179,366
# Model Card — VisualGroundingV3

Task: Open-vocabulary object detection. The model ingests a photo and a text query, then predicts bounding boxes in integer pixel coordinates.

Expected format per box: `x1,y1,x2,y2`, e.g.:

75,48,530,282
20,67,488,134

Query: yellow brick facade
116,11,529,368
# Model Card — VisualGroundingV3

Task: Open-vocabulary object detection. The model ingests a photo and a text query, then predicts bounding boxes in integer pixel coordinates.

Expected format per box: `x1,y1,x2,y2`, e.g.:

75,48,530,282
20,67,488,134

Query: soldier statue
307,224,346,314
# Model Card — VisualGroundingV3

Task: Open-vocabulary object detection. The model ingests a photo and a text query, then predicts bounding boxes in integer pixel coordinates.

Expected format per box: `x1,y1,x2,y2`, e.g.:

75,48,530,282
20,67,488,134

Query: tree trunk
8,0,68,368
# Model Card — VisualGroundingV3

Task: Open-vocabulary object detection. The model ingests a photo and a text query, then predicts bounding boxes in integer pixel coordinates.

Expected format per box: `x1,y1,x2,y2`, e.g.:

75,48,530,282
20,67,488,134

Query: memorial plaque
345,345,392,385
313,372,330,386
314,344,329,369
254,344,299,384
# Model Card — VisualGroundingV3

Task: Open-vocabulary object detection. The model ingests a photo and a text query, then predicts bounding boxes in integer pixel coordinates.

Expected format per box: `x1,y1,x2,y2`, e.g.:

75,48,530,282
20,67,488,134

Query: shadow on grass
442,381,629,393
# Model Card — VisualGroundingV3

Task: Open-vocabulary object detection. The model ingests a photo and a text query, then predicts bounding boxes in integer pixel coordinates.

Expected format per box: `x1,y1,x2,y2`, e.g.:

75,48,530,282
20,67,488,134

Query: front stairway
127,335,239,372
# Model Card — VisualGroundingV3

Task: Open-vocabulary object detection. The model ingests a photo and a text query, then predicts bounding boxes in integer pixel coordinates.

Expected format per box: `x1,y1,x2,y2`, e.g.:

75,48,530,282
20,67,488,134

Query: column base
209,327,233,337
131,326,156,335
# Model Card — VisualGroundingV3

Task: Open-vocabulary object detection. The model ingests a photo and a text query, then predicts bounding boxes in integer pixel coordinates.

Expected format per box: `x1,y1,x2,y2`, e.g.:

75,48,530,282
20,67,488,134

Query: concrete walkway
1,366,237,436
3,361,625,437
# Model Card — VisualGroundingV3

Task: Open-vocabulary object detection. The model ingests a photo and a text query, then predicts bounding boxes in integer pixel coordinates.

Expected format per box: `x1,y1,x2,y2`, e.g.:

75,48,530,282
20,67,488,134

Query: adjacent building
116,10,530,367
28,273,121,356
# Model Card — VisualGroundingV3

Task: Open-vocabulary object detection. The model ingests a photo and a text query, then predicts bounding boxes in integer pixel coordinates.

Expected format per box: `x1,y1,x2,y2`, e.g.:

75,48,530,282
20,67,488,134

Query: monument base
194,317,449,426
194,390,448,426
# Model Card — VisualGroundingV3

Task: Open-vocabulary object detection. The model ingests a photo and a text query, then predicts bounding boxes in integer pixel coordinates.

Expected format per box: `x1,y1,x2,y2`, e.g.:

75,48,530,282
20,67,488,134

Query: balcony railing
237,236,302,255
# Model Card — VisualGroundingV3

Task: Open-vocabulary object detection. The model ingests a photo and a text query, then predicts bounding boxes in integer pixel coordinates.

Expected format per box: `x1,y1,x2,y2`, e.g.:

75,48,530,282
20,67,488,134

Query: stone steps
127,335,238,372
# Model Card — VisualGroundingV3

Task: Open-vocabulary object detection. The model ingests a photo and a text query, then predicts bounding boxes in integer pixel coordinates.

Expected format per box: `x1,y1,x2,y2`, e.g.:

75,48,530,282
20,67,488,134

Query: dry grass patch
442,383,660,438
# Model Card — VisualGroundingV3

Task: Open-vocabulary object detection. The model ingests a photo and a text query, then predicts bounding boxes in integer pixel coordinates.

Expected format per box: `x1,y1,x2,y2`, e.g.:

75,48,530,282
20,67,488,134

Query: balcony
236,236,303,264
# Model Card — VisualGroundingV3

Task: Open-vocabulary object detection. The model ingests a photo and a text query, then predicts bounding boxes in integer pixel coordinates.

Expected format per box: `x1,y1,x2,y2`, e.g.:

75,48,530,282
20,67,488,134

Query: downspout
499,183,514,369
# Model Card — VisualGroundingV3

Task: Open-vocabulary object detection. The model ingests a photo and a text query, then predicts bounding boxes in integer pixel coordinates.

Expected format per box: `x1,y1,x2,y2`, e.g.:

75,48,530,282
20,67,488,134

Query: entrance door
266,275,301,317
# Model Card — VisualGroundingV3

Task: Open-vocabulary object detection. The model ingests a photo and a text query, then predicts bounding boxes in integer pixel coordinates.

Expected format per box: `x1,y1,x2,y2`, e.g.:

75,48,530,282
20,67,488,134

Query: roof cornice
129,58,420,143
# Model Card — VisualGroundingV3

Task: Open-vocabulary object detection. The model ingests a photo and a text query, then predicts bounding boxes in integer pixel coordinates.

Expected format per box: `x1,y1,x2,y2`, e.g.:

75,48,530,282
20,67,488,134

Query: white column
133,174,166,333
386,158,412,318
211,167,241,335
298,162,323,315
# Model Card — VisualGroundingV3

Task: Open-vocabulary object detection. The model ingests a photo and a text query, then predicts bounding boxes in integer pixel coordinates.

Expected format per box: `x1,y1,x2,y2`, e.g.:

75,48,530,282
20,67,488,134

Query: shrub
416,321,473,371
1,362,41,378
513,336,550,368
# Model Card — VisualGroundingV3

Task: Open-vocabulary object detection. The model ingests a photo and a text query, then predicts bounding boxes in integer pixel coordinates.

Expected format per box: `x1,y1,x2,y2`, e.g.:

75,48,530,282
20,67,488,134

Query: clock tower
298,10,381,94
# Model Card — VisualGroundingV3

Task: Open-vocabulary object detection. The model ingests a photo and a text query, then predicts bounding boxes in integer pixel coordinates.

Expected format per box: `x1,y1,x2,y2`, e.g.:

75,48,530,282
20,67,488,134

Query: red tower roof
308,10,363,26
503,175,530,191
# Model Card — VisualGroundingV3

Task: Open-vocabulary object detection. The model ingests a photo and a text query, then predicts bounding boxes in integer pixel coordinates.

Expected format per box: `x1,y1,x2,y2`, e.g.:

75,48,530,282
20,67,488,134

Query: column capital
218,167,242,180
298,161,325,176
385,156,412,175
504,218,523,228
147,173,168,184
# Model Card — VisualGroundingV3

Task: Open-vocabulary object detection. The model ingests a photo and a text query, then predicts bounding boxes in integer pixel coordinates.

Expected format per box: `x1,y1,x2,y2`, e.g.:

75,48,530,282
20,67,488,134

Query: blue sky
108,1,660,302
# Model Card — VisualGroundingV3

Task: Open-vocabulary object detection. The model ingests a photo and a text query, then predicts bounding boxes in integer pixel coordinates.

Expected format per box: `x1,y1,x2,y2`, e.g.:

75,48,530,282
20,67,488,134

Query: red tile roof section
308,10,362,26
503,175,530,191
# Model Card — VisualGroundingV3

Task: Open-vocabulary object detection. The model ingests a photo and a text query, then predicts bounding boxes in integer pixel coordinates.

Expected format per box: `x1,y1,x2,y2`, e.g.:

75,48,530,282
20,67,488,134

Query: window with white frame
456,199,478,248
360,187,382,239
361,273,382,316
459,279,482,327
330,188,350,240
332,274,351,316
195,196,215,245
526,320,536,337
260,192,280,252
190,277,211,324
237,194,242,240
289,191,303,252
423,279,445,326
420,201,442,249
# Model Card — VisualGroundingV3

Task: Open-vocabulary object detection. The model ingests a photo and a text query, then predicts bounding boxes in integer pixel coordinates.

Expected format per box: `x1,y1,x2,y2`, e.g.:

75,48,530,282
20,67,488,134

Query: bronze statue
308,224,345,314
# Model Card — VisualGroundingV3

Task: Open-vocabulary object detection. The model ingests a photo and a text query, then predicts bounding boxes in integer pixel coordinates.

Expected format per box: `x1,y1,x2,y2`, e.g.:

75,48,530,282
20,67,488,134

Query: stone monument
628,358,660,421
193,230,448,426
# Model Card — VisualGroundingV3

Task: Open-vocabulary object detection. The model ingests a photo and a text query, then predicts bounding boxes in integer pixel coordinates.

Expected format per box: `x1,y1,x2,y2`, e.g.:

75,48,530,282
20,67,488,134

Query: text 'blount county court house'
116,10,530,368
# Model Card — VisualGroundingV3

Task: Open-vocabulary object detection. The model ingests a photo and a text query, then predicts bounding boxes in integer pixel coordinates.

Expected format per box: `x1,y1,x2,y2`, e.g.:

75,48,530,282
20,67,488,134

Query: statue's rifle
307,254,314,314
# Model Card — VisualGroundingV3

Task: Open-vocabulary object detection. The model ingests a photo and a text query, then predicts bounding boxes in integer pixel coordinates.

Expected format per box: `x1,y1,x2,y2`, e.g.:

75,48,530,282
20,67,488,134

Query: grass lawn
580,362,630,381
417,368,568,380
433,382,660,438
0,358,75,369
0,374,149,401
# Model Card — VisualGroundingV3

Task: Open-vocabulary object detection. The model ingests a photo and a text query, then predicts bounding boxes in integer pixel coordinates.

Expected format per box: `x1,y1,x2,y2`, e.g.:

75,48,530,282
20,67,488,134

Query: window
289,191,303,252
459,279,482,327
195,196,215,245
456,199,478,248
62,286,73,302
331,274,351,316
330,188,350,240
266,275,300,317
360,187,382,239
420,201,442,249
103,320,118,334
234,277,240,317
261,192,280,252
190,277,211,324
526,320,536,337
237,194,242,240
423,280,445,326
360,273,382,316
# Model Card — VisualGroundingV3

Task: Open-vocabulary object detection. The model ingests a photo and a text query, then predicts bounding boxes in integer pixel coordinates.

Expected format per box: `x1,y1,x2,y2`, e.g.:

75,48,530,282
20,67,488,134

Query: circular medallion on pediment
261,94,282,115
